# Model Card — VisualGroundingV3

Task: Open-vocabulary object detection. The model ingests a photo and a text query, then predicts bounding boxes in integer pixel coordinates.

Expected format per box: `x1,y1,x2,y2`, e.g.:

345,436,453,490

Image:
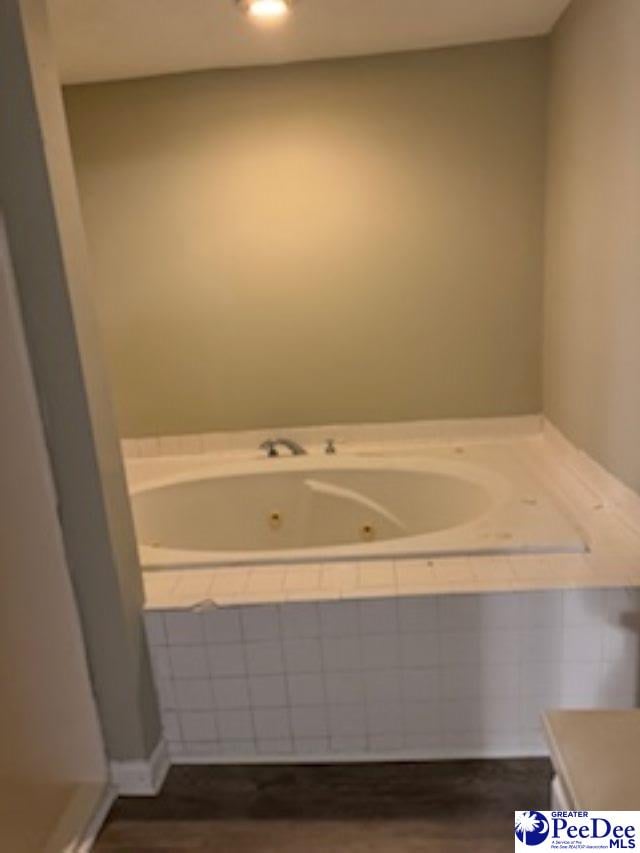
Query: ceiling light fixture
237,0,293,21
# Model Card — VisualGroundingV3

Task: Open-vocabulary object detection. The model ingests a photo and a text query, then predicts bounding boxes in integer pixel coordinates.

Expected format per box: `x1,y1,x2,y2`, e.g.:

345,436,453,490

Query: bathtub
130,448,587,568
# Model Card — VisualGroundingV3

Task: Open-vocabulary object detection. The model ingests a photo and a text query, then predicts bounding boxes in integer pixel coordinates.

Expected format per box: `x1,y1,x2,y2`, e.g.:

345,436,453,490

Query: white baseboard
109,738,170,795
169,744,549,766
40,741,546,849
44,741,168,849
73,785,117,853
550,774,573,810
43,782,115,853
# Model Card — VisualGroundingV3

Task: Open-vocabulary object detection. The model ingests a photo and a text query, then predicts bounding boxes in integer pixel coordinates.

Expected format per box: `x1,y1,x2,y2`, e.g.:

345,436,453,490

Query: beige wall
0,214,105,851
65,39,548,437
544,0,640,492
0,0,161,761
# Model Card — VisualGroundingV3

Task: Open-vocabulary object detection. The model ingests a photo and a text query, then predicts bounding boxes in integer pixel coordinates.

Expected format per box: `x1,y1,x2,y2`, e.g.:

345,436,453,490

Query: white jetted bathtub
130,448,587,568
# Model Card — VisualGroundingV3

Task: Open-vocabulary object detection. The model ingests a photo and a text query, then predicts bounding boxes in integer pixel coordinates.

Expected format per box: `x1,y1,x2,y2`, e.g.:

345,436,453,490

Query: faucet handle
259,439,278,458
325,438,337,455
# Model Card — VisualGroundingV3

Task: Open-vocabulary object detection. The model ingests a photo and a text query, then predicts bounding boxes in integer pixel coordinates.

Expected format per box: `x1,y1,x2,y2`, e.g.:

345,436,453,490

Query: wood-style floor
94,759,551,852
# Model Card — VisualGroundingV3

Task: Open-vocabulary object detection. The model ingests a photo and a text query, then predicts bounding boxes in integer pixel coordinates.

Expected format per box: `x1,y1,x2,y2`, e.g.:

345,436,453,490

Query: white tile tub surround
134,417,640,600
145,588,640,763
137,419,640,765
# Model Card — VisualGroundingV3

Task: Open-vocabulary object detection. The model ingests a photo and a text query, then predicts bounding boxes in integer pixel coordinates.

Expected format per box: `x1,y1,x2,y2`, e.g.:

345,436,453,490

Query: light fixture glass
241,0,291,19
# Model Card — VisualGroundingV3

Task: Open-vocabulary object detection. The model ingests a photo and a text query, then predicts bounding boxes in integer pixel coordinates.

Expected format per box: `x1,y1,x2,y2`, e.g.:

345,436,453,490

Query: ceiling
49,0,572,85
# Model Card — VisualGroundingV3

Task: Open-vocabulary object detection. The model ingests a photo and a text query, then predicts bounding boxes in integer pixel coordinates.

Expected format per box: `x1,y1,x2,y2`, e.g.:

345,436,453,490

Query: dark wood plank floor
95,759,551,852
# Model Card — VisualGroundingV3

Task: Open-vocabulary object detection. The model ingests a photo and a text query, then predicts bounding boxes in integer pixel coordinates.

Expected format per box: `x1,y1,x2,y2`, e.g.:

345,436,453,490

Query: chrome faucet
259,437,307,457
